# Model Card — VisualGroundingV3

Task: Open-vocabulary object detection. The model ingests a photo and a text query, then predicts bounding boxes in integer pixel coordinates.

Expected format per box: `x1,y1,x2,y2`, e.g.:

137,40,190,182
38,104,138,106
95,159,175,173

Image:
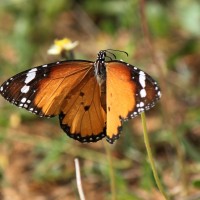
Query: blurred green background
0,0,200,199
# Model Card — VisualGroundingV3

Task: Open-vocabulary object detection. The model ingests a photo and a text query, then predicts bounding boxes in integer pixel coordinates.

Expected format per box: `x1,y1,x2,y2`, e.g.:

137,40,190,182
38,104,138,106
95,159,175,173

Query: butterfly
0,50,161,144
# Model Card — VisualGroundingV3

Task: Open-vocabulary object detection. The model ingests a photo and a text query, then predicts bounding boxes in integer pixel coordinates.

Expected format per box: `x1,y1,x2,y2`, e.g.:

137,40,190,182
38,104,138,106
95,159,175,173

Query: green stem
103,140,116,200
141,112,170,200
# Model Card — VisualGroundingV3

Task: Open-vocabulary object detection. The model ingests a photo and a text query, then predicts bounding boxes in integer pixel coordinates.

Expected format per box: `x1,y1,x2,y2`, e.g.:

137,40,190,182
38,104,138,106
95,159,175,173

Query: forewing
106,61,161,143
0,61,93,117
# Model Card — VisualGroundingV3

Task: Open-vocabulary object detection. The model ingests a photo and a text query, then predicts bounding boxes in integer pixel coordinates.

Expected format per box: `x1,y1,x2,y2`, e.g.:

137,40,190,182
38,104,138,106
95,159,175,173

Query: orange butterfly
0,50,161,143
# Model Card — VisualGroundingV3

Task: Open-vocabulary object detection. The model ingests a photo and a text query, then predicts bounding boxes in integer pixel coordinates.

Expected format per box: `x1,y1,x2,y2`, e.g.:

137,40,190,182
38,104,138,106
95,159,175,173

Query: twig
74,158,85,200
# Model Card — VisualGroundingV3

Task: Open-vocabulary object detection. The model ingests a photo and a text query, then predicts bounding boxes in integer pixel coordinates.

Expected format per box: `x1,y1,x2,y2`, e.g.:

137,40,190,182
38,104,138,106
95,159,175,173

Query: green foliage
193,180,200,189
140,159,156,190
146,2,171,37
0,0,200,199
175,0,200,36
33,136,72,181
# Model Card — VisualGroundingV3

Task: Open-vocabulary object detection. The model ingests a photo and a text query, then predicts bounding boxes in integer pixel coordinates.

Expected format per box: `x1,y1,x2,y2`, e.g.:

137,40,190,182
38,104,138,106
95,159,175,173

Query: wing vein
92,83,103,125
36,66,93,116
63,68,93,117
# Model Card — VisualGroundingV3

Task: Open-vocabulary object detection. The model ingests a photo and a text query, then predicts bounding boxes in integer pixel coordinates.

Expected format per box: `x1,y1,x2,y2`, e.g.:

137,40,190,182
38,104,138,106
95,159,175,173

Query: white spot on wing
21,98,27,103
29,68,37,72
140,102,144,107
25,69,37,84
139,71,146,88
21,85,30,93
140,88,147,98
42,64,48,67
0,87,3,91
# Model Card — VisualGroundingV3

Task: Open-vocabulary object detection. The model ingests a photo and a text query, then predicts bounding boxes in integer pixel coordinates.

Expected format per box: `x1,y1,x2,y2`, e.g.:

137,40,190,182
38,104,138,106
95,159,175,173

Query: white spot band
21,85,30,93
140,88,147,98
25,68,37,84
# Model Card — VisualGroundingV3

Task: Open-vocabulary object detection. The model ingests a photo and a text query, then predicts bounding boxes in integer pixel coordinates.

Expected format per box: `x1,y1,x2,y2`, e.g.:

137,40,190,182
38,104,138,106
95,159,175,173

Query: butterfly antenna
105,55,113,61
105,49,128,57
104,50,117,59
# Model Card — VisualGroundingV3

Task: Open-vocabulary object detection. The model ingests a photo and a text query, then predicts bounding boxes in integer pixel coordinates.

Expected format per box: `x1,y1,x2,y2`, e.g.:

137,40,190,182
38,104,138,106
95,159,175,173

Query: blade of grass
103,140,116,200
139,0,188,196
141,112,170,200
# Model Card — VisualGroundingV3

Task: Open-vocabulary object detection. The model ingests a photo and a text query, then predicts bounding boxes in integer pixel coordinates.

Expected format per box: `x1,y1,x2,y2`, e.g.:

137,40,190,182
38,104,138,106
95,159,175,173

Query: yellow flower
47,38,79,55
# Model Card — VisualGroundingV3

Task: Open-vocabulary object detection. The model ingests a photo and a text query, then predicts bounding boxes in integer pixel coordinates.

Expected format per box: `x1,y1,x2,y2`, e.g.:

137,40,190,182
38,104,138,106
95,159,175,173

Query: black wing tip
125,97,161,121
124,82,161,121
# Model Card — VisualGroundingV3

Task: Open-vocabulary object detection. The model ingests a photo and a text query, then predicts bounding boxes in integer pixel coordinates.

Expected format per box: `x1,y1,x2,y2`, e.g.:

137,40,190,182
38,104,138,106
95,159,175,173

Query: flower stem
141,112,170,200
103,140,116,200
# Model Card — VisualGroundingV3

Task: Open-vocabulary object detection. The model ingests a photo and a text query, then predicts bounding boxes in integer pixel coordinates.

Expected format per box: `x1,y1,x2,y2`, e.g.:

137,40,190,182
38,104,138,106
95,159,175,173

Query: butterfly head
97,50,106,61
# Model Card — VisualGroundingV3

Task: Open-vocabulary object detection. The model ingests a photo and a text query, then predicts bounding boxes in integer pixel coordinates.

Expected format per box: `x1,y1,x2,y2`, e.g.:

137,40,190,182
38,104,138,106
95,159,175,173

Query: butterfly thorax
94,51,107,112
94,51,106,86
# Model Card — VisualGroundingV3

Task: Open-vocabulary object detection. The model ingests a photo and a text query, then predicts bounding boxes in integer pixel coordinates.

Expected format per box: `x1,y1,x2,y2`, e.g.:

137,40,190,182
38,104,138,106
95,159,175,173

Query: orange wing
1,55,161,144
0,60,106,142
106,61,161,143
59,69,106,142
1,61,94,117
33,62,94,117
